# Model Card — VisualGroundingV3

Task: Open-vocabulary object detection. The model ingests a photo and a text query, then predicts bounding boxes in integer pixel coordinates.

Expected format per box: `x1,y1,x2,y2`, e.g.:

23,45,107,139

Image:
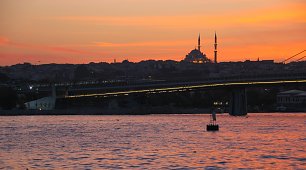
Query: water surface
0,113,305,169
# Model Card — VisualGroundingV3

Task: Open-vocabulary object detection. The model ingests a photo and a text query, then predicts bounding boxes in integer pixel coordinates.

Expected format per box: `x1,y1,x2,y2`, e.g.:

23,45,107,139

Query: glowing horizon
0,0,305,66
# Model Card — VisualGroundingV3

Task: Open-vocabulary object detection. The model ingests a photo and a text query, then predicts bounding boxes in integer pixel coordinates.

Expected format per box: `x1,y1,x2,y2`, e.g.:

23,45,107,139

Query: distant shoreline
0,108,305,116
0,108,210,116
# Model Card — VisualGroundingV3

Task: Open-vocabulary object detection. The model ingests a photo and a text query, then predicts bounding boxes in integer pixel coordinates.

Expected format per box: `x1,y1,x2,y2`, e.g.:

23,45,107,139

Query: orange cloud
0,37,105,56
222,4,305,25
94,40,193,47
0,37,10,45
54,3,305,28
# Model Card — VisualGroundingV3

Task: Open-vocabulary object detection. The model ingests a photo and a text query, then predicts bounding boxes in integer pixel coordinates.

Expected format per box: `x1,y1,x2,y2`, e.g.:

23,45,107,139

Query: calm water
0,113,305,169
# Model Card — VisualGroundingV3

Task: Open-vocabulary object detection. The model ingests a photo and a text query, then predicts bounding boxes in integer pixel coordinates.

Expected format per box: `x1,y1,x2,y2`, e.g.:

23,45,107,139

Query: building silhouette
184,34,211,63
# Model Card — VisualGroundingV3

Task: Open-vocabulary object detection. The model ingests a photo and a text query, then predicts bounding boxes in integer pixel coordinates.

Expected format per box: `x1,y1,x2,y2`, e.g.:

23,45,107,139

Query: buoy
207,110,219,131
207,124,219,131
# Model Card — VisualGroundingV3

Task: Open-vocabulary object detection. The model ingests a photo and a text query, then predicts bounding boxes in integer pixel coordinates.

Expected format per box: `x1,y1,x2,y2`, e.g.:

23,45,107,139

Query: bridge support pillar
229,88,247,116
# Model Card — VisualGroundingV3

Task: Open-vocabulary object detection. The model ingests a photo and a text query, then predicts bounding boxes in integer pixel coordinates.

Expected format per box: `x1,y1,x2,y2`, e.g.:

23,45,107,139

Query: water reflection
0,114,305,169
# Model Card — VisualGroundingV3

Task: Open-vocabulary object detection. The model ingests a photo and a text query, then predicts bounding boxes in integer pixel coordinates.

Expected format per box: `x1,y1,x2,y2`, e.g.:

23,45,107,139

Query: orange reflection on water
0,114,305,169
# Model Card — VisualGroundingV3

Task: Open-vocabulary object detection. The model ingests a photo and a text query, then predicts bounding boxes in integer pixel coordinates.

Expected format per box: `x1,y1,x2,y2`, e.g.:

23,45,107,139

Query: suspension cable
295,56,306,62
282,50,305,63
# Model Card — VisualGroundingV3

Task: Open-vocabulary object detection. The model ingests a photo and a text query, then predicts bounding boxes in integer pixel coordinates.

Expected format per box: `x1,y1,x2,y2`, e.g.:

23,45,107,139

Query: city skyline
1,0,305,66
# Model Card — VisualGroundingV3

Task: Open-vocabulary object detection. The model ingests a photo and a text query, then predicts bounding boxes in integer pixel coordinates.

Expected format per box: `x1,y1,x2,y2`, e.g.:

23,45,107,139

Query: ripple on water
0,114,305,169
94,157,106,161
296,158,306,162
260,155,277,159
205,166,224,170
217,161,227,165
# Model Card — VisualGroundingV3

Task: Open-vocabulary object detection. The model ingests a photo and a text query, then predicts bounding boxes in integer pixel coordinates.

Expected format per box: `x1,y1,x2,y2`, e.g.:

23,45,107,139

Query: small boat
207,110,219,131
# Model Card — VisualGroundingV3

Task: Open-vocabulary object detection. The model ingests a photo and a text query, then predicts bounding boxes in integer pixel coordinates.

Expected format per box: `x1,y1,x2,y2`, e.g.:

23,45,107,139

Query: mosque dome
189,49,202,56
184,34,211,63
185,48,211,63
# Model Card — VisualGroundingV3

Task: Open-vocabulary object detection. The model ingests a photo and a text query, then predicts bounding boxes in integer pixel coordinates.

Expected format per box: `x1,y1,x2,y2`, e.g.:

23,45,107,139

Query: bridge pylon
229,88,247,116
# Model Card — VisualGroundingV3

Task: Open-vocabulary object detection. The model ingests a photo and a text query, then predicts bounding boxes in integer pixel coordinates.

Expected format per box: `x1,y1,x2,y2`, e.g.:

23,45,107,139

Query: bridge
56,72,306,116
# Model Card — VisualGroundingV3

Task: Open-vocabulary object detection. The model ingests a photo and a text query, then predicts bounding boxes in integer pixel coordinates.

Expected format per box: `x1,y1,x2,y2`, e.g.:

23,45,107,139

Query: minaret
214,32,218,63
198,34,201,51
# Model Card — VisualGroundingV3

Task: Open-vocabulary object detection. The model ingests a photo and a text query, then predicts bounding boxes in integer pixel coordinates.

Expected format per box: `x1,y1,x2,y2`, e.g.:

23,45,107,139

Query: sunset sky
0,0,305,66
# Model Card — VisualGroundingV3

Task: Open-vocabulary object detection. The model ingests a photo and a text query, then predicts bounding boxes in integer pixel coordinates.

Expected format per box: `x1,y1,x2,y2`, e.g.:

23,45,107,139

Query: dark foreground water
0,113,305,169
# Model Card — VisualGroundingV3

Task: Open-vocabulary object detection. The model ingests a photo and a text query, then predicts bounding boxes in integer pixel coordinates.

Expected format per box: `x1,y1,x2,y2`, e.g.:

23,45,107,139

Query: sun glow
0,0,305,65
